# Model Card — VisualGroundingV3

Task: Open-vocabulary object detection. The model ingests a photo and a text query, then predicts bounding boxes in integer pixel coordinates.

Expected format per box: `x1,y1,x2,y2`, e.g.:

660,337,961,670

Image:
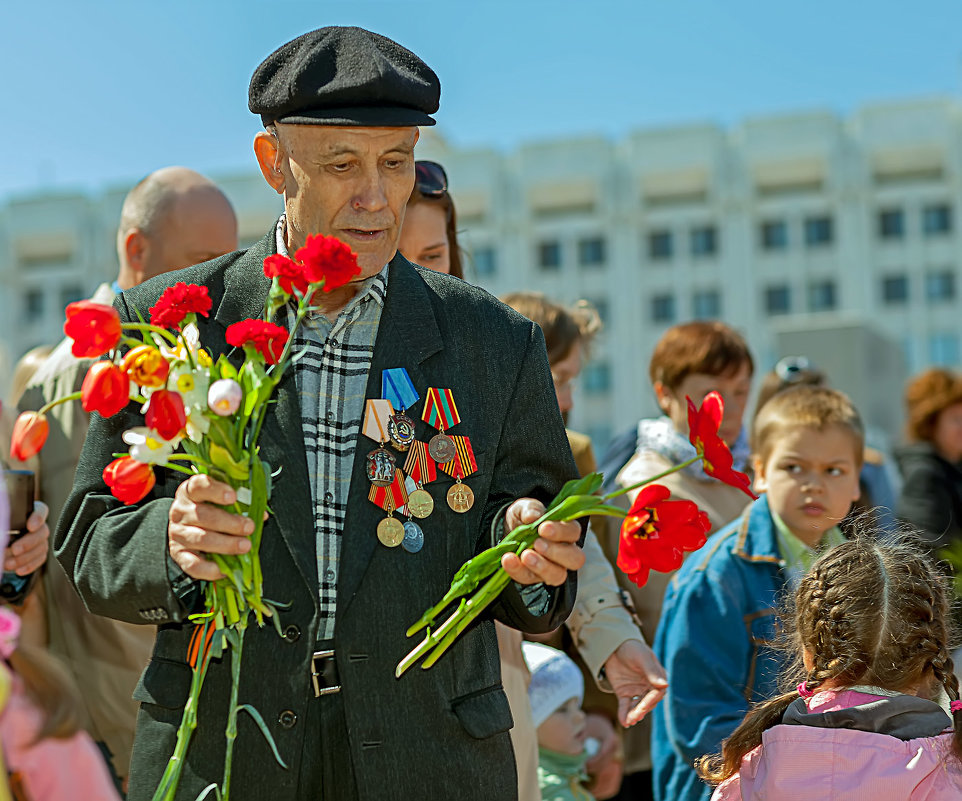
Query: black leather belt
311,649,341,697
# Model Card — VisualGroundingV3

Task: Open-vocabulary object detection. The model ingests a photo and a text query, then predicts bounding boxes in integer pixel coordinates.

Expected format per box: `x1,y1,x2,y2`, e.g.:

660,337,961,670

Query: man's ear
254,131,285,194
752,455,768,494
125,229,147,284
653,381,672,414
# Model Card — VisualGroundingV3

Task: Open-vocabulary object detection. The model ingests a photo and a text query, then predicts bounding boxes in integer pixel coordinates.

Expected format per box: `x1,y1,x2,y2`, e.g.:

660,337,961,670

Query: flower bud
10,411,49,461
81,361,131,418
208,379,243,417
122,345,170,389
103,456,156,505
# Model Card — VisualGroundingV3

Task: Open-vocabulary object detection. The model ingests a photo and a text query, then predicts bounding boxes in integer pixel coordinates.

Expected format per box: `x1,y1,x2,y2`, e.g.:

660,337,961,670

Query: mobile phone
1,470,38,605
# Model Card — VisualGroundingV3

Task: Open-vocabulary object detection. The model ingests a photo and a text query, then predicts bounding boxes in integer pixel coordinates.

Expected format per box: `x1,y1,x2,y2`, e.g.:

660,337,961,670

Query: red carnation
103,456,156,505
81,361,130,418
687,392,758,500
149,283,212,329
145,389,187,441
617,484,711,588
225,320,288,365
64,301,122,358
296,235,361,292
263,254,309,297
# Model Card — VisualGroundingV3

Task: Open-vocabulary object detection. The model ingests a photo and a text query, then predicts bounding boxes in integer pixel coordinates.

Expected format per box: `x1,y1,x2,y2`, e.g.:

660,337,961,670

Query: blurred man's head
116,166,238,289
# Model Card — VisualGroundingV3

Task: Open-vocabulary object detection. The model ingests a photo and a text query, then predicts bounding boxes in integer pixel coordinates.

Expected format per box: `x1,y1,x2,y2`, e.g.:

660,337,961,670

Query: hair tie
0,607,21,661
950,700,962,714
797,681,815,698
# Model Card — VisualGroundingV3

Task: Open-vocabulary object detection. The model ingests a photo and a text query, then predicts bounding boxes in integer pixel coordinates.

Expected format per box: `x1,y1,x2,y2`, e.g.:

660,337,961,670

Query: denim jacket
651,495,789,801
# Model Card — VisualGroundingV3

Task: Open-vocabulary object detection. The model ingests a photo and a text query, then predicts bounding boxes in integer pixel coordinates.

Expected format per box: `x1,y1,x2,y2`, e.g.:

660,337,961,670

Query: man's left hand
501,498,584,586
604,638,668,727
3,501,50,576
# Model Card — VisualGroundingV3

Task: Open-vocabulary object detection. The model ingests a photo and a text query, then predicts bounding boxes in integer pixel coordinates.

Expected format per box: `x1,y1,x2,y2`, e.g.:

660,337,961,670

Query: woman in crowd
896,367,962,549
397,159,464,279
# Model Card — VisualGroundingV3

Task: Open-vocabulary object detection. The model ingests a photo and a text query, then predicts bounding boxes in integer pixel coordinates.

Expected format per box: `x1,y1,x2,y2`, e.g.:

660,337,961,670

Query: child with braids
651,386,865,801
700,535,962,799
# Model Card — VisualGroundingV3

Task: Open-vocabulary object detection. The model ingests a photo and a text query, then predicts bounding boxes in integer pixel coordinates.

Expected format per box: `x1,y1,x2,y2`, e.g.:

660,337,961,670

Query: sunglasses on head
774,355,816,383
415,161,448,198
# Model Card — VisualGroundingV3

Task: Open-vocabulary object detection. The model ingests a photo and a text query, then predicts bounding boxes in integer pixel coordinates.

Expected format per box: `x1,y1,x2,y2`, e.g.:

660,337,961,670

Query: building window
24,289,44,323
881,275,909,305
760,220,788,250
577,237,606,267
692,289,721,319
472,247,496,277
922,203,952,236
651,293,675,323
60,285,85,310
808,280,837,311
928,333,960,366
538,240,562,270
764,285,791,315
647,230,673,261
925,270,956,303
804,215,834,247
690,225,717,257
878,209,904,240
582,362,612,394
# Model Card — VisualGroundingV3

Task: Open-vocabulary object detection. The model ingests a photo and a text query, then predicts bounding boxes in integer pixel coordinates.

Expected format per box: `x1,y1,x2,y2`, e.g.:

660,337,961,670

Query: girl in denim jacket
700,536,962,800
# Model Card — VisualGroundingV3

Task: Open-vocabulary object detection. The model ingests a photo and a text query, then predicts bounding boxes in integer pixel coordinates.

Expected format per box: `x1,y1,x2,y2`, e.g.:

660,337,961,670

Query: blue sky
2,1,960,200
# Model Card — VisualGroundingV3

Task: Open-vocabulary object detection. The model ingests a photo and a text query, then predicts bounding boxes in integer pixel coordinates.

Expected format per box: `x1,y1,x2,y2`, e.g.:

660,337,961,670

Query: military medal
422,387,461,463
382,369,420,452
403,440,438,519
363,399,397,487
402,520,425,553
439,435,478,514
369,471,409,548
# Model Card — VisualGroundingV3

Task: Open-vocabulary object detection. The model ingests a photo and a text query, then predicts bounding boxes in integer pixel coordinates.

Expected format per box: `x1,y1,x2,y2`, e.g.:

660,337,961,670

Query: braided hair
698,532,962,785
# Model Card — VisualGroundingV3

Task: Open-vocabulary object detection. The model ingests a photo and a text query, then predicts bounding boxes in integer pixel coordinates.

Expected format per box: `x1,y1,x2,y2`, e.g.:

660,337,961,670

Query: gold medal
428,432,457,463
377,516,405,547
446,481,475,514
407,488,435,519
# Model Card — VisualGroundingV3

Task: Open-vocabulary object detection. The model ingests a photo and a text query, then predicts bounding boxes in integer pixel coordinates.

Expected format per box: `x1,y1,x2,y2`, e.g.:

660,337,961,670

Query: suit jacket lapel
210,233,319,593
336,255,442,618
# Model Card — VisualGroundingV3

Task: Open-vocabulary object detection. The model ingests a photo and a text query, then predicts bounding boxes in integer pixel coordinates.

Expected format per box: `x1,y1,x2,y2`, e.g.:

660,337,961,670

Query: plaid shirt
276,219,387,640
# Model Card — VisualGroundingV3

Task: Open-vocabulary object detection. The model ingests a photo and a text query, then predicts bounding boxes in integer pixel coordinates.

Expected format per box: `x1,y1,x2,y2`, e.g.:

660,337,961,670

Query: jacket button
283,625,301,642
278,710,297,729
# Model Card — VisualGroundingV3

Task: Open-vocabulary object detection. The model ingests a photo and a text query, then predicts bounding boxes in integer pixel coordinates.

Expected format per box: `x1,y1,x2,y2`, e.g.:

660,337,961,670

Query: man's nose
352,170,389,212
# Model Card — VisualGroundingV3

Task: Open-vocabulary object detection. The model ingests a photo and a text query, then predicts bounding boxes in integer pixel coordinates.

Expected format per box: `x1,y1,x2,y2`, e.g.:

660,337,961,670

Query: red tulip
617,484,711,588
64,301,122,358
687,392,758,500
10,411,49,461
296,234,361,292
122,345,170,389
144,390,187,441
103,457,155,505
81,361,131,418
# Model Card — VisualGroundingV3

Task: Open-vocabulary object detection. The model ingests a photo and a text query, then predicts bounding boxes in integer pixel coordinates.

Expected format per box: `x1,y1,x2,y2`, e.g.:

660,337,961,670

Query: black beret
249,26,440,127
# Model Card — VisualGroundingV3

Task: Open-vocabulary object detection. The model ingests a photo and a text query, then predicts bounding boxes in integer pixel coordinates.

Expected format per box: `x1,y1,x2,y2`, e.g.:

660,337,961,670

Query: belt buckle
311,649,341,697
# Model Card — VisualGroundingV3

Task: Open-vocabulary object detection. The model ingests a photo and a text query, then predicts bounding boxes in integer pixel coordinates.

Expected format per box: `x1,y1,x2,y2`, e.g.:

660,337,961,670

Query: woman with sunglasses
398,160,465,279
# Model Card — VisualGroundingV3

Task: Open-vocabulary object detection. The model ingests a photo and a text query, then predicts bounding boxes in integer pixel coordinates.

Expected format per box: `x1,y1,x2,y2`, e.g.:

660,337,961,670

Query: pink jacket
712,690,962,801
1,673,121,801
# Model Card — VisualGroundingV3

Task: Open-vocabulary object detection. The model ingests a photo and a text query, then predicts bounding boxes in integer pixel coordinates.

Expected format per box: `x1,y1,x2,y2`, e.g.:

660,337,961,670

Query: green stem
602,455,701,500
162,462,197,476
167,453,213,468
121,322,180,346
37,390,82,416
221,616,247,800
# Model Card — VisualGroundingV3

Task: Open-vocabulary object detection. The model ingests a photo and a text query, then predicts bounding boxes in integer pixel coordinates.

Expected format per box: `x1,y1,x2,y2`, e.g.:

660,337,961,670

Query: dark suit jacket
55,232,580,801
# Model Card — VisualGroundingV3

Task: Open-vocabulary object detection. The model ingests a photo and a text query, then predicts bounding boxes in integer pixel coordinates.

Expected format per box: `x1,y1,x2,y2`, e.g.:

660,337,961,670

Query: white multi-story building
2,97,959,452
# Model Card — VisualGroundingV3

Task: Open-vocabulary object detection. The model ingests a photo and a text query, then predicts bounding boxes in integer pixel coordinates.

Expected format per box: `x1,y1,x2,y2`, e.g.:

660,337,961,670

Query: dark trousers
612,770,655,801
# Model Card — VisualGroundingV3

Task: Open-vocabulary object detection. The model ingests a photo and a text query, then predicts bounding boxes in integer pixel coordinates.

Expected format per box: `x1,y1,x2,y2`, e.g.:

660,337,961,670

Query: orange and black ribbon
422,387,460,432
438,435,478,480
187,619,216,669
404,440,438,485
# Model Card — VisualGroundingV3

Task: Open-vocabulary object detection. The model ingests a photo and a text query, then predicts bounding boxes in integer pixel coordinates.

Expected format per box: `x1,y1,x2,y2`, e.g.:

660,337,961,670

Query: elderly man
20,166,237,786
57,27,585,801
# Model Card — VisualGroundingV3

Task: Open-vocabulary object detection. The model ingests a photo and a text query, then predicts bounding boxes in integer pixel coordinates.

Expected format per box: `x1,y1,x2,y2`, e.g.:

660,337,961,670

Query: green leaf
208,443,250,482
237,704,289,769
552,472,604,504
215,354,237,381
193,784,222,801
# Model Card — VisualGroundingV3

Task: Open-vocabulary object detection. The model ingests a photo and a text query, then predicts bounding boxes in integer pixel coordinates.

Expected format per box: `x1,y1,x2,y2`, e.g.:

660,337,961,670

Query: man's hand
3,501,49,576
500,498,584,586
604,638,668,727
169,475,253,581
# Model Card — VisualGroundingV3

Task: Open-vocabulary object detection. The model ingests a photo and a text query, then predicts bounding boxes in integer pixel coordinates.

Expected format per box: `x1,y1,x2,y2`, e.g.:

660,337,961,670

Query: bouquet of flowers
396,391,757,676
11,234,361,801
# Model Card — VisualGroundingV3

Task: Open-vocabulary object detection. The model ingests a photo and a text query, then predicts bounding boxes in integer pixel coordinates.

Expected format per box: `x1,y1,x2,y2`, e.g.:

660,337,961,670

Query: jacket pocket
451,685,514,739
132,657,193,710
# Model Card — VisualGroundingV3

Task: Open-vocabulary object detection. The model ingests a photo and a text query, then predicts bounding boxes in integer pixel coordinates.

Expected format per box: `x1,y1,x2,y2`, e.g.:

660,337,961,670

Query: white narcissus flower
208,379,243,416
169,362,210,412
185,408,211,443
123,427,178,464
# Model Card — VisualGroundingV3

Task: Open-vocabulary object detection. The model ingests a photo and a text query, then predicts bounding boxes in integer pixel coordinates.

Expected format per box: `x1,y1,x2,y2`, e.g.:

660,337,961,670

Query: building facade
2,97,960,452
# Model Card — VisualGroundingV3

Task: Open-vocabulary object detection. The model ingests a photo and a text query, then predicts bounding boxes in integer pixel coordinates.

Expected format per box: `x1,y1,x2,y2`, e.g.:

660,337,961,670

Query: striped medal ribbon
438,435,477,514
422,387,461,463
382,369,419,452
368,470,409,548
403,440,438,519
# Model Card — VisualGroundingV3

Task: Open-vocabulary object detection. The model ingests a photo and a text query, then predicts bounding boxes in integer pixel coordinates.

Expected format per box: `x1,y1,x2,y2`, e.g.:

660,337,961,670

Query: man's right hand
168,475,253,581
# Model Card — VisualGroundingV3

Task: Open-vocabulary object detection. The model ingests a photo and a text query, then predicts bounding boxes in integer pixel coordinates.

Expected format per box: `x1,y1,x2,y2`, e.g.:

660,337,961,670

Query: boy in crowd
651,386,864,801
